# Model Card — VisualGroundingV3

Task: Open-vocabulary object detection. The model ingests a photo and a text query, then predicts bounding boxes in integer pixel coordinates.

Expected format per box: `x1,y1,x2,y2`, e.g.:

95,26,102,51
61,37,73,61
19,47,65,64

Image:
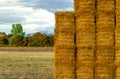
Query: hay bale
96,0,115,79
96,14,115,32
97,0,115,12
75,0,95,47
77,47,94,67
96,15,115,33
55,53,75,65
74,0,95,16
95,65,115,79
76,66,94,79
96,0,115,61
76,16,95,48
96,0,115,47
96,47,115,65
76,32,95,48
76,16,95,32
74,0,95,79
96,32,114,47
96,0,115,32
55,65,75,79
54,12,75,79
76,48,94,78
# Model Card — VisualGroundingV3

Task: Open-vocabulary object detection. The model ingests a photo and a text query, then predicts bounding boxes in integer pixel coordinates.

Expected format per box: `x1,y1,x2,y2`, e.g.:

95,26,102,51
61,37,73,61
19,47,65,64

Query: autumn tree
46,35,54,46
22,37,28,46
0,32,8,45
30,32,47,46
29,32,54,47
24,32,54,47
11,34,22,46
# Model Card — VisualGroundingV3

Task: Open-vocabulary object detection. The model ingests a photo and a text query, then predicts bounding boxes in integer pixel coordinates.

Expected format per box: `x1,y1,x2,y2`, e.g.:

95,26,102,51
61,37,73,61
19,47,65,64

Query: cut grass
0,51,54,79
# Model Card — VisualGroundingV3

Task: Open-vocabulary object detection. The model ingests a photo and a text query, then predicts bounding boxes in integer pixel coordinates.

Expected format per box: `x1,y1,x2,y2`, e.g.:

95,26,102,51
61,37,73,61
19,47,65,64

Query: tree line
0,24,54,47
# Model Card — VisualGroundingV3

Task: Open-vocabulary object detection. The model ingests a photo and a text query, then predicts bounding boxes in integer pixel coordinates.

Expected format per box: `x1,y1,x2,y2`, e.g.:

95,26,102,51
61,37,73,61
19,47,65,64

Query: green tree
8,24,25,46
11,24,25,39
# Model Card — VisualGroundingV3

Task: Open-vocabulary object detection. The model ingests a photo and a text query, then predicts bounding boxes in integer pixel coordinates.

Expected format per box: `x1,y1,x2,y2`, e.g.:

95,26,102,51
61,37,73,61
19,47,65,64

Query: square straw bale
76,66,94,79
95,65,115,79
74,0,95,16
96,46,115,65
54,12,75,79
96,32,114,47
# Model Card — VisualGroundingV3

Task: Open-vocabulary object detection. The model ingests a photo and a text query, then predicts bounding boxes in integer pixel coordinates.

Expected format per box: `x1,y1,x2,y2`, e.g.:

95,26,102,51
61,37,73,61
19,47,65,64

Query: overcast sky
0,0,74,35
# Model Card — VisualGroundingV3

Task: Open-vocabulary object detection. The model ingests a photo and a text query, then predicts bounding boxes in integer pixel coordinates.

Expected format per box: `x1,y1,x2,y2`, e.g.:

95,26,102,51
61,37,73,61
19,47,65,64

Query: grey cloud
34,25,54,34
0,10,25,23
17,0,73,12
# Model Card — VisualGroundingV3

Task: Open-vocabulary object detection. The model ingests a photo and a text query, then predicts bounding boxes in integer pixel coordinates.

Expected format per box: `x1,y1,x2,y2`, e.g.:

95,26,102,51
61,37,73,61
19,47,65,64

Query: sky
0,0,74,35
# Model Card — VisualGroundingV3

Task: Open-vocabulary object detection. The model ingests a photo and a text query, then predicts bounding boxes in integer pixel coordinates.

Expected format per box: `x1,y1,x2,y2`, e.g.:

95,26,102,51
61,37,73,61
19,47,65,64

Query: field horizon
0,47,54,52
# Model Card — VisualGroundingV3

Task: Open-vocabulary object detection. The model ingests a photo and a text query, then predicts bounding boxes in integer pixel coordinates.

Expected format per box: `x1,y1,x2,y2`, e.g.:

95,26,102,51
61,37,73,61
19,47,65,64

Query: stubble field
0,47,54,79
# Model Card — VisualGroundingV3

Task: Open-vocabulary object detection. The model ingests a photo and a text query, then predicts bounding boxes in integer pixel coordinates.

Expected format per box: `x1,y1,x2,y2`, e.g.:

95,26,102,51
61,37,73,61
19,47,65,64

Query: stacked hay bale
116,0,120,79
96,0,115,79
74,0,95,79
54,12,75,79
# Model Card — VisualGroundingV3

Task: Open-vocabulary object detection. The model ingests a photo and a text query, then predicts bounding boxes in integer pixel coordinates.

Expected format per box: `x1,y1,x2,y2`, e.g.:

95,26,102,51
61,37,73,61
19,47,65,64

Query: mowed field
0,47,54,79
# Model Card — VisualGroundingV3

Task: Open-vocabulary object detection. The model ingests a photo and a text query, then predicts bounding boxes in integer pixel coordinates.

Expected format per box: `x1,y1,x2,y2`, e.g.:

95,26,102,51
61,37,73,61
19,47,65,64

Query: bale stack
74,0,95,79
96,0,115,79
54,12,75,79
115,0,120,79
